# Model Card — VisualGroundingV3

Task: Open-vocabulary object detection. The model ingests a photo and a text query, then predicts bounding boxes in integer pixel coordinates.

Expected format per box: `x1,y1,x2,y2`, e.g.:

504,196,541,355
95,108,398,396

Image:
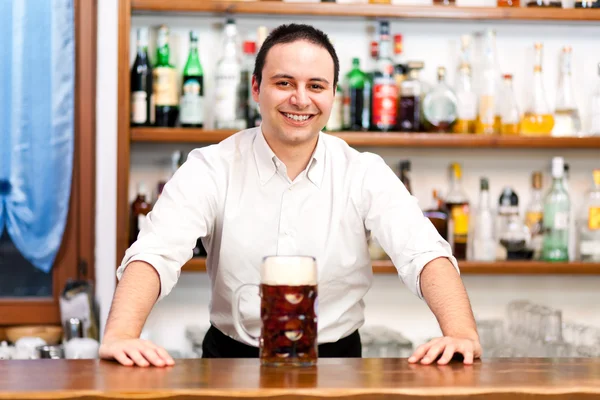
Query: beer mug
232,255,318,367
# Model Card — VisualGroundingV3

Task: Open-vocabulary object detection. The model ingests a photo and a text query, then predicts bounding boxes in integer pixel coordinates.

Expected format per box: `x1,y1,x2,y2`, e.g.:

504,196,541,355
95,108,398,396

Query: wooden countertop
2,358,600,399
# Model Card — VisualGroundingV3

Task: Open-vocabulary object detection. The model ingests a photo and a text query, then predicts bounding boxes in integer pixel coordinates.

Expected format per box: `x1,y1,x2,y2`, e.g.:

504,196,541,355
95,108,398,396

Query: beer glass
232,255,318,367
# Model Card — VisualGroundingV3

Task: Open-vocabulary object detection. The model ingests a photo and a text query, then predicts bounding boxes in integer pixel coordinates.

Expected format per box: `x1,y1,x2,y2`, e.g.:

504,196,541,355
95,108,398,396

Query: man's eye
311,84,325,90
276,81,290,87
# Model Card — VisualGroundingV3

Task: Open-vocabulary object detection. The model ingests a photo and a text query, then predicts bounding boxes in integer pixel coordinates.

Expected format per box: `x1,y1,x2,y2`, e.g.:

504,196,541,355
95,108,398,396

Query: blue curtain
0,0,74,273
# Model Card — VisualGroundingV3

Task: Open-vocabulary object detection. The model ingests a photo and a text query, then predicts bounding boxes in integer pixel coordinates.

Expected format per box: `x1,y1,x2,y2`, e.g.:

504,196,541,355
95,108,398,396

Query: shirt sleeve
358,154,459,299
116,148,219,302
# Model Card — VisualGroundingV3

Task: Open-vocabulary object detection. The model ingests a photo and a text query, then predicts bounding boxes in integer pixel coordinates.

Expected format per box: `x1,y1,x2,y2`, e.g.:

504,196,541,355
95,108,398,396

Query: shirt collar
253,128,326,188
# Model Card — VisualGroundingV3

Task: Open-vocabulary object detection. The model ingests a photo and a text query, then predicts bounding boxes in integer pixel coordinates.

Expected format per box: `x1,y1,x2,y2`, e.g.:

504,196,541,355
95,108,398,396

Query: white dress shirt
118,127,459,345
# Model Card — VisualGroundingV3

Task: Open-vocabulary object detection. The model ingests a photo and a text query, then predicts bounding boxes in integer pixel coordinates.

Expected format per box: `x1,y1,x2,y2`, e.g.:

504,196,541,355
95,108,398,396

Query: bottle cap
532,171,542,189
551,157,564,178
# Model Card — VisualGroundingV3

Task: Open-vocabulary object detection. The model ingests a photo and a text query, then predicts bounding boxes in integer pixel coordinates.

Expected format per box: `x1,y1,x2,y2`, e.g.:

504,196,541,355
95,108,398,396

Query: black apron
201,324,362,358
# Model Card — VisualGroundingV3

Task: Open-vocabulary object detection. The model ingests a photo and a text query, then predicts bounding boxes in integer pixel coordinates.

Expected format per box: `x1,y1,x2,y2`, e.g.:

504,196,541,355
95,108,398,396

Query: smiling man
99,24,481,367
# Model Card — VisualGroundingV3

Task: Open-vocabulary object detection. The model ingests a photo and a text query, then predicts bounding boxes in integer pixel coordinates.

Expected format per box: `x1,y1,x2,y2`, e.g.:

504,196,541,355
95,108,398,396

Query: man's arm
99,261,174,367
408,257,482,365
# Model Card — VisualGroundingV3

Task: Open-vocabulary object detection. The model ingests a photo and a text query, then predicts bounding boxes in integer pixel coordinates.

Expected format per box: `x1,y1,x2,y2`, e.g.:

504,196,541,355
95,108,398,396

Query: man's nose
289,87,310,108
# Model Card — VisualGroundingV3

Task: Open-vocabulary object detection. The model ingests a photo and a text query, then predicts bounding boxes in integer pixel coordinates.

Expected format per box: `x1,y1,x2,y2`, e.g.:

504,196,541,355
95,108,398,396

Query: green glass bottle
343,58,368,131
153,25,179,127
541,156,571,261
180,31,204,127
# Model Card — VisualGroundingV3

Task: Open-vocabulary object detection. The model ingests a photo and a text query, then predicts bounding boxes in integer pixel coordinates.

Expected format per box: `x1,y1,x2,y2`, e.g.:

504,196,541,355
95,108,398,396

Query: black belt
202,324,362,358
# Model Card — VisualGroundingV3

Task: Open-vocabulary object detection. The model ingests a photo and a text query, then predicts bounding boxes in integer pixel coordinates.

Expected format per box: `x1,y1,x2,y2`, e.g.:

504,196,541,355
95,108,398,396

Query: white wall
97,2,600,354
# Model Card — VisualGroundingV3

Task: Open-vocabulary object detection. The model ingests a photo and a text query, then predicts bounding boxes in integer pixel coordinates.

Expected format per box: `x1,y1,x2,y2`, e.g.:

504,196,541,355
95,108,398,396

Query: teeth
284,113,311,122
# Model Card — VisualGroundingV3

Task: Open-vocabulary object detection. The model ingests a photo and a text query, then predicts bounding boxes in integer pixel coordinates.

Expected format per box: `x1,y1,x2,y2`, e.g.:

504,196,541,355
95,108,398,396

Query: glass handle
232,283,260,348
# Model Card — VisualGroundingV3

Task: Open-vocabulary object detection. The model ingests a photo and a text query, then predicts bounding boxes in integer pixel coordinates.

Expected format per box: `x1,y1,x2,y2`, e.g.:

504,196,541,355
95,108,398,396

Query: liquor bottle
423,67,458,133
454,36,477,134
129,182,152,246
371,21,398,132
527,0,561,7
591,63,600,136
326,82,344,131
398,161,411,194
445,163,470,260
525,172,544,260
180,31,204,128
423,189,448,241
393,34,408,88
498,0,520,6
362,41,378,131
499,74,520,135
475,30,501,135
579,169,600,262
541,157,570,262
343,58,368,131
433,0,456,6
472,178,496,261
130,28,153,126
153,25,179,127
553,46,581,137
241,40,260,129
398,63,423,132
520,43,555,136
214,19,245,130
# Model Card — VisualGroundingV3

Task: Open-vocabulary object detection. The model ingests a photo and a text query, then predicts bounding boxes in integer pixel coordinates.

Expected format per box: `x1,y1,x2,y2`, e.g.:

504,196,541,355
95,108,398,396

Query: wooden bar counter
2,358,600,400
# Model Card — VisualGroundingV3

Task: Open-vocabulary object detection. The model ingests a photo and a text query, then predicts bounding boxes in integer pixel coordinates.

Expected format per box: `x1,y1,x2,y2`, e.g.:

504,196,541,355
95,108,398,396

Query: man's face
252,40,335,147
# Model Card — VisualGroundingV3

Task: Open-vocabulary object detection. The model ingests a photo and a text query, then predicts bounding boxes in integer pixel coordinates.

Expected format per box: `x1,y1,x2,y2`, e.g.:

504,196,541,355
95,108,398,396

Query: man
99,23,481,367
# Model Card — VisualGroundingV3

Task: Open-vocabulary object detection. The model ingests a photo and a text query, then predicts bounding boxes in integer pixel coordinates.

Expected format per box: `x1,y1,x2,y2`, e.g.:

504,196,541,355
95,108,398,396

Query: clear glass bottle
579,169,600,262
214,19,245,130
445,163,470,260
525,171,544,260
552,46,581,137
398,64,423,132
454,36,477,134
472,178,496,261
590,63,600,136
423,67,458,133
475,30,501,135
499,74,521,136
541,157,570,262
520,43,555,136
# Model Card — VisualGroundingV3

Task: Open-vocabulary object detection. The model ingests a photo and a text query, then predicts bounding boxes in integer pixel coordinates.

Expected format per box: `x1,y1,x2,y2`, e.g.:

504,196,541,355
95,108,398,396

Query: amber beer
233,256,318,367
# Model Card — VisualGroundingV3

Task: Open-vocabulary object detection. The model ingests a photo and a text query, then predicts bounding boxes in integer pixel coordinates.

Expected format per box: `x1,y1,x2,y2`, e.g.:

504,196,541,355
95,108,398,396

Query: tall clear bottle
579,169,600,262
371,21,398,132
423,67,458,133
130,28,153,126
454,35,477,134
180,31,204,128
153,25,179,127
472,178,496,261
475,30,501,135
589,63,600,136
214,19,245,130
445,162,470,260
525,171,544,260
552,46,581,137
499,74,521,135
520,43,555,136
541,157,570,262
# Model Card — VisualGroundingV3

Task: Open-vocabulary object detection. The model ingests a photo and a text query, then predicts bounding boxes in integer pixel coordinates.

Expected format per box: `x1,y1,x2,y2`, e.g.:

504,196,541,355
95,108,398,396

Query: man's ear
251,75,260,103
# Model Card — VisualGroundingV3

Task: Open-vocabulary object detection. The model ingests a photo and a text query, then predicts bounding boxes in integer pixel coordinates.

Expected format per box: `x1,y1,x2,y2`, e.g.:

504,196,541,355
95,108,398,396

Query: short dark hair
253,24,340,91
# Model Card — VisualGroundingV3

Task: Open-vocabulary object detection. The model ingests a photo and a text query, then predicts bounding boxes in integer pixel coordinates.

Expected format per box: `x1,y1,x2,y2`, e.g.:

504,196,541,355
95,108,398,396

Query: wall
97,1,600,354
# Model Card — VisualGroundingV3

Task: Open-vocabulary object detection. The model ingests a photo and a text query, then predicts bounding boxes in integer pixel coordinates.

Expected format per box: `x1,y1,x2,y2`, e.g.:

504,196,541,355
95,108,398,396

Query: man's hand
408,336,482,365
99,338,175,367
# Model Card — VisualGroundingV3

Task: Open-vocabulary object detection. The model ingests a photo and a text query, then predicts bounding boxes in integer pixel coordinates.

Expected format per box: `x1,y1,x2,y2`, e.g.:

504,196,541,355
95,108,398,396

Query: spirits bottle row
370,159,600,263
314,0,600,8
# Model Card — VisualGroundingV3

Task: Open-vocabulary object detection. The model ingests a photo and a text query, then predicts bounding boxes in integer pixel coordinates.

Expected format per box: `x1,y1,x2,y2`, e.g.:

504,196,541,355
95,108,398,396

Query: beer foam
261,256,317,286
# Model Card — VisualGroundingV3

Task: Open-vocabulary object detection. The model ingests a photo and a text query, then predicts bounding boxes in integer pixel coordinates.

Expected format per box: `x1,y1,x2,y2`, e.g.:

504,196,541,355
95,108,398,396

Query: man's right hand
99,338,175,367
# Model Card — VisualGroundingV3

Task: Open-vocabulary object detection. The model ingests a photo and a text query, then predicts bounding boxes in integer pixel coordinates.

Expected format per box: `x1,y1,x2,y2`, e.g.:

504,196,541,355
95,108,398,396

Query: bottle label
580,240,600,256
451,204,470,237
589,207,600,230
180,77,204,124
372,81,398,127
214,71,241,125
525,211,543,235
553,211,569,230
456,91,477,121
327,91,343,131
153,67,178,106
131,91,148,123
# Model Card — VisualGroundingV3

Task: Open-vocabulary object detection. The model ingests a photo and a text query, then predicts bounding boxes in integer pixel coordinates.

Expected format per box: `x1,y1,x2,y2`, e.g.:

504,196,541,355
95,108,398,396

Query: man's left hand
408,336,482,365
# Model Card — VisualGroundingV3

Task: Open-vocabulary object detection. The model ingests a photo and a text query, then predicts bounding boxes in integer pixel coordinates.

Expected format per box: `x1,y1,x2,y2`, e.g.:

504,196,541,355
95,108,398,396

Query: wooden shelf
183,258,600,274
131,0,600,22
131,127,600,149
